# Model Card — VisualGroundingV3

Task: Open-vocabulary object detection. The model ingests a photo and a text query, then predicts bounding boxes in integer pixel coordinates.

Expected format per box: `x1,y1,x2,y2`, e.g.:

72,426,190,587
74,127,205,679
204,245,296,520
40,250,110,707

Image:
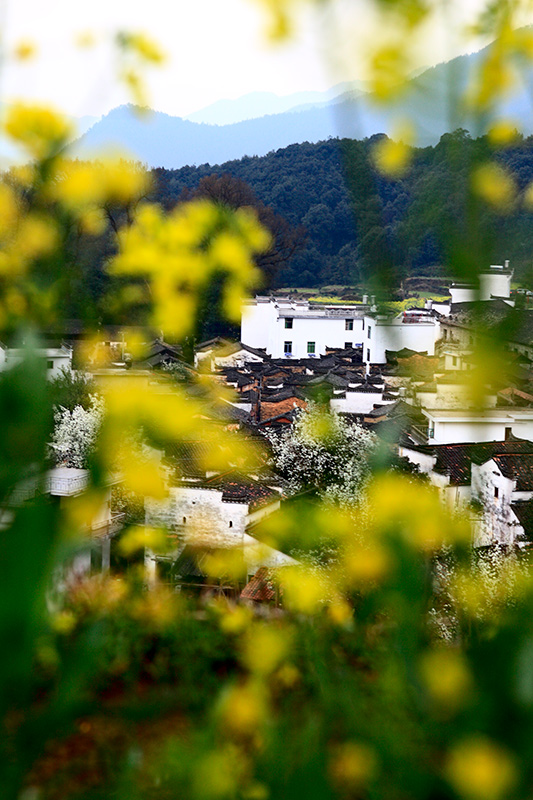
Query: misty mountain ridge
70,44,533,169
184,82,369,125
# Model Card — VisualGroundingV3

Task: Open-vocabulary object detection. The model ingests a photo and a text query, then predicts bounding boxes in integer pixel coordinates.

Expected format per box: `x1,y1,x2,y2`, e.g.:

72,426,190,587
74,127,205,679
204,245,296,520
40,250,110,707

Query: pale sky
0,0,519,121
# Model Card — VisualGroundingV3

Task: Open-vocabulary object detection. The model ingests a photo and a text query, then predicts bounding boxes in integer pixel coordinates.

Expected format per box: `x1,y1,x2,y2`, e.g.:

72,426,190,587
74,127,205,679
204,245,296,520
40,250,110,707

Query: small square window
284,341,292,355
46,360,54,370
285,318,293,329
307,341,315,354
345,319,353,331
345,342,352,349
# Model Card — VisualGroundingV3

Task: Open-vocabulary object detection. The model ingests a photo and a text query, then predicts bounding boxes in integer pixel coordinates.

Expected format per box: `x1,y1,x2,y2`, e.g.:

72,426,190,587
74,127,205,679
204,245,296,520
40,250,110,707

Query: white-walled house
363,310,440,364
241,297,442,365
412,375,497,410
241,297,368,359
423,408,533,445
144,471,294,581
448,263,514,304
398,439,533,546
0,346,72,378
330,382,397,414
471,454,533,546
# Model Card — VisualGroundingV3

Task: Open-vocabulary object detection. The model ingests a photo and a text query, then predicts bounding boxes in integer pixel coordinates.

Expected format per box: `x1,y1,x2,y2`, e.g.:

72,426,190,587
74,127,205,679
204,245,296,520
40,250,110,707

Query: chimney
362,294,368,304
505,259,510,269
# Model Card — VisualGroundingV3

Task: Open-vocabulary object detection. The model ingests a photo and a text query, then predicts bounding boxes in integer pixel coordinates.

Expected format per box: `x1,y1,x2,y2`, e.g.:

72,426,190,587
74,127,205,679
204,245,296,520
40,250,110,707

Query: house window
494,487,499,499
368,326,371,339
285,318,293,329
366,348,370,362
229,521,233,528
182,517,187,524
452,356,457,366
345,342,352,349
505,427,512,441
284,341,292,355
443,329,448,339
46,360,54,370
307,341,315,354
345,319,353,331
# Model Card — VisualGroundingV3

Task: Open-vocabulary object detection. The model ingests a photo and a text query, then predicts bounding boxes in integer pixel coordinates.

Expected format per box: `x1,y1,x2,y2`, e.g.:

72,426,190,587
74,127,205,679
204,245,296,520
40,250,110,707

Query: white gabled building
422,408,533,445
0,346,72,378
363,309,440,364
241,297,441,365
241,297,368,360
449,262,514,305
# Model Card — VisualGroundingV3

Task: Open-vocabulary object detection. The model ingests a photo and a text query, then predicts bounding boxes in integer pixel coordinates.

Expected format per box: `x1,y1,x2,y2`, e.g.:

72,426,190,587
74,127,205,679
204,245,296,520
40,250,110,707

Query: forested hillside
152,130,533,290
54,131,533,329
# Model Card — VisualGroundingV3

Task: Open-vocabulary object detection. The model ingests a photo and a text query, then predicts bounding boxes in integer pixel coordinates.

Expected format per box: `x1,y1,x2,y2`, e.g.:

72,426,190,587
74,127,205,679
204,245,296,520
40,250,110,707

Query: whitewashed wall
364,316,439,364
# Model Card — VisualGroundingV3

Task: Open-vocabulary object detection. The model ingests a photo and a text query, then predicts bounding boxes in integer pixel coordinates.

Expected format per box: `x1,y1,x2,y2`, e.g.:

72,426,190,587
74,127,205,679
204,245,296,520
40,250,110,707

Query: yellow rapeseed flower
344,542,393,587
472,162,516,211
13,40,37,61
241,623,291,676
117,31,166,64
0,184,20,239
446,736,517,800
17,215,58,260
218,682,268,738
373,132,413,178
118,525,168,556
5,103,73,160
487,120,520,146
282,567,327,614
419,648,473,712
329,741,377,790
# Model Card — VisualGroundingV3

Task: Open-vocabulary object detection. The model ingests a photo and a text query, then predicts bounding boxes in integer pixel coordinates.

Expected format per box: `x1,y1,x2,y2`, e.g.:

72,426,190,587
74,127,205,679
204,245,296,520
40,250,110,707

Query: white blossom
265,404,377,506
51,394,104,468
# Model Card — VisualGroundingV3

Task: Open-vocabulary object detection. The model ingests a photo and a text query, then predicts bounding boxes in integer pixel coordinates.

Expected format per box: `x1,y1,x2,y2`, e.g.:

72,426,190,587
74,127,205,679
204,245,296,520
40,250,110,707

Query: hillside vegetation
152,130,533,292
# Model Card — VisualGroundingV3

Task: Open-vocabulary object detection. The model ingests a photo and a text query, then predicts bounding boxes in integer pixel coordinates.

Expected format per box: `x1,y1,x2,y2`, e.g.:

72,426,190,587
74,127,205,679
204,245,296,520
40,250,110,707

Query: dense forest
151,130,533,290
59,130,533,329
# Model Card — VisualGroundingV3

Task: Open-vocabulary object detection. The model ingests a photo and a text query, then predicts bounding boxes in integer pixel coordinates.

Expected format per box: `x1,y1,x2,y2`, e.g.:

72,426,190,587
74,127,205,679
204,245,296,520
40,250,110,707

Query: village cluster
21,261,533,601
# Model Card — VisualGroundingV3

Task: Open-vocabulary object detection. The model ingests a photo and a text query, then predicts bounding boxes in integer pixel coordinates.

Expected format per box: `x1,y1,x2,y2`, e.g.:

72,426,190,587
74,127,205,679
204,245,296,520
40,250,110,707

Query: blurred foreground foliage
4,1,533,799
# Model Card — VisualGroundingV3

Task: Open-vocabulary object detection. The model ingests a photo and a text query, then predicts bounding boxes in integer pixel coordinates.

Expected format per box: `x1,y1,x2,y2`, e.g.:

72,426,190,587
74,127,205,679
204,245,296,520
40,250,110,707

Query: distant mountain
184,83,368,125
73,44,533,170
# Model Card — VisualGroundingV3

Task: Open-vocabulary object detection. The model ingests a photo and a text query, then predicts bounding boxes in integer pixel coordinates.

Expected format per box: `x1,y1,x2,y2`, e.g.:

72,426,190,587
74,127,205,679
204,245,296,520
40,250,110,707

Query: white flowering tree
51,395,104,469
266,404,378,506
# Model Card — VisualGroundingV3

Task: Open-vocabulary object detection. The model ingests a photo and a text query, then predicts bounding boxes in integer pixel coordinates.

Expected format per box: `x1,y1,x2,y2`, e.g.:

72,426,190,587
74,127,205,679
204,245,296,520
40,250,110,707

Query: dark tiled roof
349,384,384,394
164,440,214,478
492,454,533,490
256,410,298,427
433,440,533,486
447,298,512,324
196,337,233,352
511,501,533,540
371,416,417,443
201,471,280,510
215,342,270,360
262,388,306,402
386,347,426,360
